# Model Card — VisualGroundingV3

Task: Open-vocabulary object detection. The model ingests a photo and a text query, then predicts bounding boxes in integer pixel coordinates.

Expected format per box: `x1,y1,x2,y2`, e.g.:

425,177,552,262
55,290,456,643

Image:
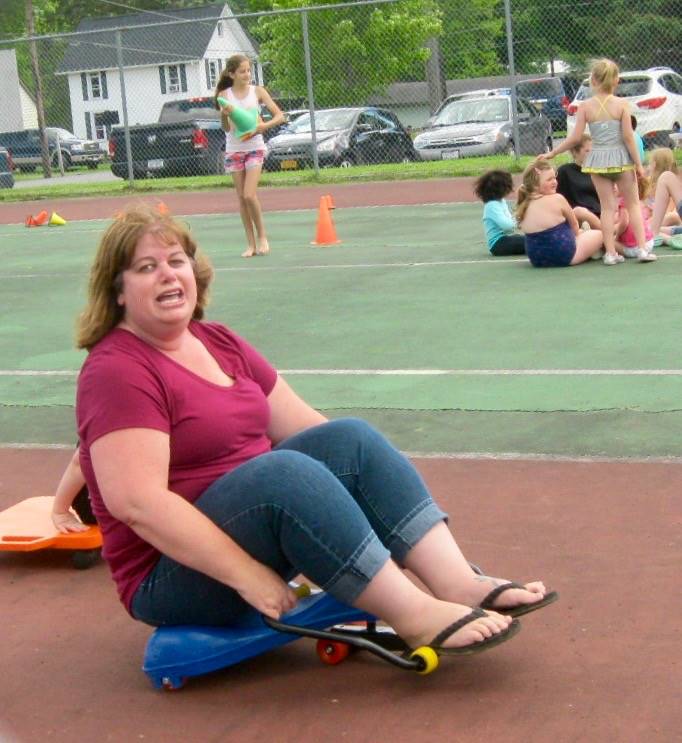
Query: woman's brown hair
214,53,250,109
76,203,213,350
516,159,555,223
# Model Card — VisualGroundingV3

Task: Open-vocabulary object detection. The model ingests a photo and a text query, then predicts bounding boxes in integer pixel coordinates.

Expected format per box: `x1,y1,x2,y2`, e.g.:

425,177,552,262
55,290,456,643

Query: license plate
280,159,298,170
148,159,164,170
441,149,460,160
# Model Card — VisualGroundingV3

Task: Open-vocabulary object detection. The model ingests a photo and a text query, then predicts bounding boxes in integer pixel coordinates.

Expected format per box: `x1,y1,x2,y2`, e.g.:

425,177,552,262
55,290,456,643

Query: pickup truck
109,97,296,179
109,97,225,179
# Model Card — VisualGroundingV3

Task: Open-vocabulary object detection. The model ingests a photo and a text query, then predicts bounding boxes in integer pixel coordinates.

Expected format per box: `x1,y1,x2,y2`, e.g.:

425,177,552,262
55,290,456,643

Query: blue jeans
131,418,446,626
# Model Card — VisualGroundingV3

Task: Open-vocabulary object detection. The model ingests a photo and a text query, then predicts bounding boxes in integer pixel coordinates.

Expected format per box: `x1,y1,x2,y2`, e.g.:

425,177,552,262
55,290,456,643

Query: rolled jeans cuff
324,532,390,605
389,500,448,565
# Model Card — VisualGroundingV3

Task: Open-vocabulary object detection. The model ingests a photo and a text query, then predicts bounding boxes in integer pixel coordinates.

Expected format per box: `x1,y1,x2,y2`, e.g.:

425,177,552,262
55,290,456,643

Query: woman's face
230,60,251,86
574,140,592,165
537,167,557,195
117,230,197,338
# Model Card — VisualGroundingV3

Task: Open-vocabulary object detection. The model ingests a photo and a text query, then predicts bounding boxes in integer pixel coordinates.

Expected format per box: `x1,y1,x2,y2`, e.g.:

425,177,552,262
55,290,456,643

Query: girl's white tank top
223,85,265,153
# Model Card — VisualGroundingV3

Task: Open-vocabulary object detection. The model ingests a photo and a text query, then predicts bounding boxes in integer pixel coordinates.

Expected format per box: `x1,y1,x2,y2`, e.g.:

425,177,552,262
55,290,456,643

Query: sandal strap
480,582,524,610
429,607,486,648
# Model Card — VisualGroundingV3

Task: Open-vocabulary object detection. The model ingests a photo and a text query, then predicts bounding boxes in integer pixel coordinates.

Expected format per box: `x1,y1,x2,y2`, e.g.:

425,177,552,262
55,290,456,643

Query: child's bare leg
591,175,620,257
242,165,269,255
619,171,646,249
571,229,604,264
574,207,600,230
232,171,257,257
651,171,682,234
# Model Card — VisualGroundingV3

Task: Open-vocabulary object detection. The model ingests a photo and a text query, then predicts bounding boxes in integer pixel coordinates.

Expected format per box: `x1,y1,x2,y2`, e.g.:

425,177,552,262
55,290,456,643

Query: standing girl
215,54,284,257
541,58,656,265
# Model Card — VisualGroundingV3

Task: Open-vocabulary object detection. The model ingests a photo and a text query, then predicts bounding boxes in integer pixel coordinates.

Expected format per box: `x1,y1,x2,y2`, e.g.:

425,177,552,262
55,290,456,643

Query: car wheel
86,162,99,170
338,156,354,168
505,142,516,157
52,151,71,169
544,137,553,153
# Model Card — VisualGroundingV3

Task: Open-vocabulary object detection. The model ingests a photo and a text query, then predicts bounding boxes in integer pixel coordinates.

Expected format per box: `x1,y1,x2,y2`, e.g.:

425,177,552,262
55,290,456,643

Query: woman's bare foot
241,247,256,258
466,574,549,612
256,237,270,255
400,598,512,651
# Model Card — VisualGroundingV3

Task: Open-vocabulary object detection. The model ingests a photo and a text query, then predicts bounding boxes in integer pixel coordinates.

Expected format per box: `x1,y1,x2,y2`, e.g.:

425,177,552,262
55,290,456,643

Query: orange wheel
316,639,351,665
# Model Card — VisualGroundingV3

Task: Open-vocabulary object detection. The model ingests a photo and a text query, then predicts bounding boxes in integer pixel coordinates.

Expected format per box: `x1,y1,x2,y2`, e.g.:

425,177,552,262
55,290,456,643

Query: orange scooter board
0,497,101,565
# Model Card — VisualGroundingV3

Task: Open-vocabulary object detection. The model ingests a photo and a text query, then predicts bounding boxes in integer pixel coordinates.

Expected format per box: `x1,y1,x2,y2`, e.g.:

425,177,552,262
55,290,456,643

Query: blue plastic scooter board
143,590,436,689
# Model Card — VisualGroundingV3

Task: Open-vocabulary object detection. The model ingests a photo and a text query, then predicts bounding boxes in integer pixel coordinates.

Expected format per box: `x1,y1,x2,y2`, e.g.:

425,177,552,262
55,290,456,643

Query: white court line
2,442,682,464
4,251,682,281
5,368,682,377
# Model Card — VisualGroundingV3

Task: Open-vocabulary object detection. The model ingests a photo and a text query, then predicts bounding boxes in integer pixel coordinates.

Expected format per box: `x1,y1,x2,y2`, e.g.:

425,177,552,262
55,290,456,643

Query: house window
217,21,223,37
90,72,102,99
94,110,119,141
159,64,187,94
207,60,220,90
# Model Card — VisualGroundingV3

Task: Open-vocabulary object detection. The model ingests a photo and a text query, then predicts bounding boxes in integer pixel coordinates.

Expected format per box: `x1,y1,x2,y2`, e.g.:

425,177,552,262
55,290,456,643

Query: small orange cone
156,201,170,215
49,212,67,226
311,196,341,246
33,210,49,226
25,215,37,227
325,194,336,210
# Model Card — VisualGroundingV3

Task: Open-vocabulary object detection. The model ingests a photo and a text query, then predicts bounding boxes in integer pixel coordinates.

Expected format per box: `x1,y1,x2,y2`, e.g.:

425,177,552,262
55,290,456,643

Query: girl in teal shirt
474,169,526,255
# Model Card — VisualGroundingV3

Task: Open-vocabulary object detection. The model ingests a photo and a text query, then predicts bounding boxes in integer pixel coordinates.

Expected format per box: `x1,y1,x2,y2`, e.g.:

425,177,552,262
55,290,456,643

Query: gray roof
56,2,256,74
369,74,553,107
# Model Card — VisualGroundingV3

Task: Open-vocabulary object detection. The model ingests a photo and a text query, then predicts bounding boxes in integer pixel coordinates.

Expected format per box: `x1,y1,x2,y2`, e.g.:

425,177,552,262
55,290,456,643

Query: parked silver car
413,95,552,160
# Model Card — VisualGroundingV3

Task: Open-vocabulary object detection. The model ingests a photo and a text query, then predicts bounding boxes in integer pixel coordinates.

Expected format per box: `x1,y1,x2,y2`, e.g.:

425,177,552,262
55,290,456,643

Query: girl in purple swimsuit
517,160,605,267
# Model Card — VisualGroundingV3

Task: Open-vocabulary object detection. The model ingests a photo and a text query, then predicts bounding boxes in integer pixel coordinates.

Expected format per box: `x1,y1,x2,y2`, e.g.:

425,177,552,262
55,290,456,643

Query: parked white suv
566,67,682,147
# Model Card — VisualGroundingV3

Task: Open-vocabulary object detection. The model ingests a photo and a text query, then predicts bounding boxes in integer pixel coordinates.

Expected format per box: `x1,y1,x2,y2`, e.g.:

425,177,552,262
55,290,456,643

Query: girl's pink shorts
225,150,265,173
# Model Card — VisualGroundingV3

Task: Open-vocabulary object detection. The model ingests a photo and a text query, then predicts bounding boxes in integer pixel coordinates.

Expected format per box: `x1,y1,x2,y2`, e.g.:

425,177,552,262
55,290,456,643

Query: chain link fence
0,0,680,186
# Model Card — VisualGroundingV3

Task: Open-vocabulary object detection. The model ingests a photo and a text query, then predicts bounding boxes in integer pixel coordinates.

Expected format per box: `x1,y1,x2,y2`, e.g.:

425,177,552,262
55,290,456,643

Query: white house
0,49,38,133
55,2,260,145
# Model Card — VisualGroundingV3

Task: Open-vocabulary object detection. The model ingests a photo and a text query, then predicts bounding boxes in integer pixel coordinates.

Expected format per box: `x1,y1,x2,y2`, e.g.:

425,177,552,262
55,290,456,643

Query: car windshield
575,76,653,101
288,109,356,133
516,79,562,100
434,99,509,126
159,99,220,123
48,128,76,140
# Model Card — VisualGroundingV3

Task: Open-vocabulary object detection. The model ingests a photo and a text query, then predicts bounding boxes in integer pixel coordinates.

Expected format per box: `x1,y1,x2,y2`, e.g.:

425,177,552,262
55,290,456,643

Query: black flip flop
480,582,559,618
413,608,521,657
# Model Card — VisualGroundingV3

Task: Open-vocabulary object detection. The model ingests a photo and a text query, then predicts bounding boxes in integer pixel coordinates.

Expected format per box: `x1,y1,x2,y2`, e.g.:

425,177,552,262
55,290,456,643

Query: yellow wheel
409,646,439,675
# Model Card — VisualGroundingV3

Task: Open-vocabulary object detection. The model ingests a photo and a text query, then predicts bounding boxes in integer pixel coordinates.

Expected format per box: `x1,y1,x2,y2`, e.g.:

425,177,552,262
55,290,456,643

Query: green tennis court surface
2,203,682,457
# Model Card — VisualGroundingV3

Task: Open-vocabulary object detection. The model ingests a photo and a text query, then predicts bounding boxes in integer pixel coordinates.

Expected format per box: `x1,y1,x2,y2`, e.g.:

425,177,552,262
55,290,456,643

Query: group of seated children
476,141,681,268
475,58,680,268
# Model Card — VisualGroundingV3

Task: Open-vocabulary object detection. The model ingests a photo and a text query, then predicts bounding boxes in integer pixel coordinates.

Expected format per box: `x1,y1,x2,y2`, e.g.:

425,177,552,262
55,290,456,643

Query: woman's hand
52,510,89,533
236,561,299,619
537,151,553,161
635,163,645,180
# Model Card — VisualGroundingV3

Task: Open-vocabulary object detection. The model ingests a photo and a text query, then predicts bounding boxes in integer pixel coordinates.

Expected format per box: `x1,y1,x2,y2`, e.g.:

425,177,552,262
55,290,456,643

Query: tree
253,0,442,106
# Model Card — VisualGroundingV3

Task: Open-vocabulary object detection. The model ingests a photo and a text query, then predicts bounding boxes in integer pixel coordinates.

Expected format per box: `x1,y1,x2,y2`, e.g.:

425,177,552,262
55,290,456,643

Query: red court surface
0,177,483,224
1,447,679,743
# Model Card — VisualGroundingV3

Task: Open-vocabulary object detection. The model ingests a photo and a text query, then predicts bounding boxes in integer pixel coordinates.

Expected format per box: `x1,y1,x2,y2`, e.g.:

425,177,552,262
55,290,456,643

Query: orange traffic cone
33,210,49,226
325,194,336,210
49,212,67,226
25,215,37,227
156,201,170,215
311,196,341,246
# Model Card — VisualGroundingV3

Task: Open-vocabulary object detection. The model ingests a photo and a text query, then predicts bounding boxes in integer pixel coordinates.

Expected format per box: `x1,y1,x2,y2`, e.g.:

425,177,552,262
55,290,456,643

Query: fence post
301,10,319,176
116,29,135,185
503,0,520,161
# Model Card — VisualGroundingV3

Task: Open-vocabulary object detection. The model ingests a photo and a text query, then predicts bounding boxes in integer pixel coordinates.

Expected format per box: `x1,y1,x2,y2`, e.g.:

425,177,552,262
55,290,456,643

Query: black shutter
180,64,187,93
101,71,108,99
81,72,88,101
84,112,92,139
205,59,211,89
159,66,166,94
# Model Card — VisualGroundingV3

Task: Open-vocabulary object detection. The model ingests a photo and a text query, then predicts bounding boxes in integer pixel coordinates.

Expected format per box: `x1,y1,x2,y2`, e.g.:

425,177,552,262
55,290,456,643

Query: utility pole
25,0,52,177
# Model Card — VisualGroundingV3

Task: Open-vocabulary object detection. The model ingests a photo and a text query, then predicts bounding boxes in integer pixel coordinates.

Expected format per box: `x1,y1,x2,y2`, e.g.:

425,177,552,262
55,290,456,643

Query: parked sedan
265,107,418,171
413,95,552,160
